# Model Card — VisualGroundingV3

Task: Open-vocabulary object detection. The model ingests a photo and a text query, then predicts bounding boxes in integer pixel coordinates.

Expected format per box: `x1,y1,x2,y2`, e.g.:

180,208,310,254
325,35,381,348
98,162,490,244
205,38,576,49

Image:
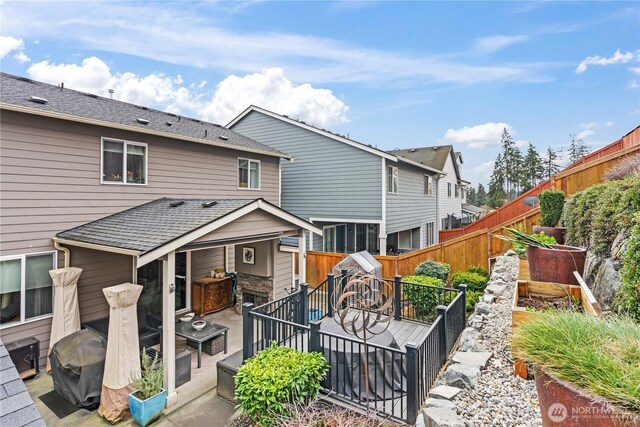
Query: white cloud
474,35,528,54
515,139,529,149
630,79,639,90
443,122,512,149
605,121,614,127
471,161,495,186
202,68,348,126
576,49,639,74
580,121,598,129
631,67,640,75
27,57,348,127
0,36,29,62
576,129,594,140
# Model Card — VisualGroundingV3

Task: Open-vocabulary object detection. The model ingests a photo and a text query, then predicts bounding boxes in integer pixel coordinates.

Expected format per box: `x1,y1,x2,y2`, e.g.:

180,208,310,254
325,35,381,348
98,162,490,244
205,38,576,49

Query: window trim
387,166,398,194
398,229,412,250
237,157,261,190
424,175,433,196
447,182,452,198
0,251,57,330
100,137,149,186
455,184,460,198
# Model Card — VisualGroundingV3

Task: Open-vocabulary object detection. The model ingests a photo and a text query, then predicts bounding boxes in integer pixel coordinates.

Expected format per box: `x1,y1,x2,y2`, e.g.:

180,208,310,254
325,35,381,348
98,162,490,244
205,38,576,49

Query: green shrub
539,189,565,227
414,259,450,282
561,183,605,247
511,232,557,257
512,312,640,411
235,344,329,427
467,264,488,279
465,290,482,313
401,275,445,321
131,348,163,400
451,271,488,293
614,213,640,322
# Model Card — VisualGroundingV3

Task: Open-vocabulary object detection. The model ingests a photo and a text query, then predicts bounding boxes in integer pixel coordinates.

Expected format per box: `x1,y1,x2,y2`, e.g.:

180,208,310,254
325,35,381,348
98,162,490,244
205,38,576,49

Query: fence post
458,284,467,329
340,269,348,309
309,320,321,353
394,274,402,321
437,305,447,364
405,342,420,425
242,302,255,362
327,274,335,318
300,283,309,326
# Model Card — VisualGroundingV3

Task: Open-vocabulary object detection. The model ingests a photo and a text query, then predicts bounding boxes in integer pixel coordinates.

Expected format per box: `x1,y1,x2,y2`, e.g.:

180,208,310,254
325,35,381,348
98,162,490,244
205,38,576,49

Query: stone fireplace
235,273,274,313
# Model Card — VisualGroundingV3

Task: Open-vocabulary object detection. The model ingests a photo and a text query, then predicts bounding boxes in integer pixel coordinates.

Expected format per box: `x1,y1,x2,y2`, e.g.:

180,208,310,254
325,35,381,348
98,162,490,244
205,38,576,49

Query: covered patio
45,197,321,413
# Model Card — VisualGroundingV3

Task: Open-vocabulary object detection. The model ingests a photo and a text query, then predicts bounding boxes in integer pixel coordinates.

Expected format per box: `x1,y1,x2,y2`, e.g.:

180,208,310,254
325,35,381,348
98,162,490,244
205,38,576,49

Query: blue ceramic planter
128,388,166,427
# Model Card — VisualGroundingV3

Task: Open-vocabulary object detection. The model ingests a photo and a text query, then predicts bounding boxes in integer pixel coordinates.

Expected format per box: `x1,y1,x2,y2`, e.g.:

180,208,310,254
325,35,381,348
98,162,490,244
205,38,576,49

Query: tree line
466,128,590,208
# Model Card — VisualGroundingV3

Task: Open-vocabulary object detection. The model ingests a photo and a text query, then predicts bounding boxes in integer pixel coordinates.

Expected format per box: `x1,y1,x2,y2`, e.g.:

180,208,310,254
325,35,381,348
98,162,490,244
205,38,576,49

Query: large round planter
526,244,586,285
532,226,566,245
128,388,166,427
535,369,639,426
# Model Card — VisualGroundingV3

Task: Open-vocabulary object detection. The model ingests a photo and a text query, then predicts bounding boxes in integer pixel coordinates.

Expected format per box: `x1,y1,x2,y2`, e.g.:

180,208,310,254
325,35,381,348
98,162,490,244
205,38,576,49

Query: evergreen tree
500,129,516,200
567,134,590,164
487,165,506,208
523,142,545,190
511,147,526,197
544,146,561,178
476,183,487,206
467,186,477,205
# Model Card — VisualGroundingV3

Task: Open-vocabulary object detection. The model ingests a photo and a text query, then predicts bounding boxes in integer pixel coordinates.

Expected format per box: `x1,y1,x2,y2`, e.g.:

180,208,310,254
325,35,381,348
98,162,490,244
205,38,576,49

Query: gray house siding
230,111,383,222
439,153,462,223
385,159,439,248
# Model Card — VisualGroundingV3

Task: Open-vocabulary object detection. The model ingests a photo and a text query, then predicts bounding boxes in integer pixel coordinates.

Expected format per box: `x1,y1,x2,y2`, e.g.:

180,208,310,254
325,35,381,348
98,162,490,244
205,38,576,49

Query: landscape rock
505,249,518,256
429,385,463,400
443,363,481,389
451,351,492,368
425,398,457,410
474,302,491,316
457,328,483,352
423,407,466,427
481,293,495,304
485,284,506,297
415,412,426,427
592,258,621,310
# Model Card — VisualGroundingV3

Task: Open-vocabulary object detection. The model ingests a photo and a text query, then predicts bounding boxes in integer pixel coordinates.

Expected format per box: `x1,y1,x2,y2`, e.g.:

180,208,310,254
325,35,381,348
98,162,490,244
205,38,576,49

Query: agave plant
495,227,557,250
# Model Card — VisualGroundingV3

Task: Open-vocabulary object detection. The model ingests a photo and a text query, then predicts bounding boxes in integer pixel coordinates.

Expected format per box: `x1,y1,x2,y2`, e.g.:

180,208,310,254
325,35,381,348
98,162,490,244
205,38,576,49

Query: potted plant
497,228,586,285
128,349,166,427
533,189,566,244
214,266,225,278
512,312,640,426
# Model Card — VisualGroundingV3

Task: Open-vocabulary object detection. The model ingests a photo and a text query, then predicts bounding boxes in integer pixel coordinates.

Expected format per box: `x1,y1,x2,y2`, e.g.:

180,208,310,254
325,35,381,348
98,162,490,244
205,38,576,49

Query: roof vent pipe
202,201,218,208
169,201,185,207
218,135,229,141
28,96,48,104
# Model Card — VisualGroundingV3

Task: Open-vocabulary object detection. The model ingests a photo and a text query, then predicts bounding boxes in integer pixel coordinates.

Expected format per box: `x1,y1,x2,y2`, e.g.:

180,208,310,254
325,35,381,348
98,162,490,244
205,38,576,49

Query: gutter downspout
54,240,71,268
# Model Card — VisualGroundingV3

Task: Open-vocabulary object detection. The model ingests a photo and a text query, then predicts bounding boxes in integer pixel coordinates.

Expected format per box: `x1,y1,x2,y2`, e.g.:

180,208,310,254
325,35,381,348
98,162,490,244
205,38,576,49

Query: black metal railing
242,275,468,425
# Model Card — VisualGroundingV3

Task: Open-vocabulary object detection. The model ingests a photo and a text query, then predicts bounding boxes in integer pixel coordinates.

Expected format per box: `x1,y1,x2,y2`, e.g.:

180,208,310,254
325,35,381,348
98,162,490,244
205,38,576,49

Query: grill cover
49,329,107,409
331,251,383,278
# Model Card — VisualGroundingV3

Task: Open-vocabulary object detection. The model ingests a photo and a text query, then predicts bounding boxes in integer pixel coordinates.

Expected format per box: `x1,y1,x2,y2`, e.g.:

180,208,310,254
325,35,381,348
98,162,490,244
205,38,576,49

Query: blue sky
1,1,638,186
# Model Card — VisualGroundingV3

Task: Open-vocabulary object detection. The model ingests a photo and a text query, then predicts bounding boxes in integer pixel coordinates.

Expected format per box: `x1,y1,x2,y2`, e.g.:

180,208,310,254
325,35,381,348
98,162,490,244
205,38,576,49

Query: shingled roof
0,73,289,159
387,145,454,171
56,198,257,253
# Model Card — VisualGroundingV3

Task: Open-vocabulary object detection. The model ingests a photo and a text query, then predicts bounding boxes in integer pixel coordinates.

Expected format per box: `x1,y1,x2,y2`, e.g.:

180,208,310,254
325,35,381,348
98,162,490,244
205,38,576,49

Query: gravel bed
454,258,542,427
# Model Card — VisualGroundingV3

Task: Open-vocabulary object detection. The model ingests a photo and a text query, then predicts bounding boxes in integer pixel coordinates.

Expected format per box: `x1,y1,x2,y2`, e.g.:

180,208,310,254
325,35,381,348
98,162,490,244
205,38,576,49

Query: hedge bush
235,344,329,426
539,189,565,227
614,213,640,322
467,264,488,279
401,275,445,321
414,259,450,282
451,271,488,293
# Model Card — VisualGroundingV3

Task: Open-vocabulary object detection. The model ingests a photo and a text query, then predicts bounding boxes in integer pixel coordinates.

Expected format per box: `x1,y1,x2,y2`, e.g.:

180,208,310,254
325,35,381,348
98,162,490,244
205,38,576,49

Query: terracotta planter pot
526,244,586,285
535,369,639,426
532,226,566,245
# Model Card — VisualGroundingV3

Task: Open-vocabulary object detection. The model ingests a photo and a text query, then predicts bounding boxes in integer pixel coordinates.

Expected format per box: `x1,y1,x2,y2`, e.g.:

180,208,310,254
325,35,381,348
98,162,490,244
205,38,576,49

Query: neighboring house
228,105,443,255
0,73,320,403
388,145,470,230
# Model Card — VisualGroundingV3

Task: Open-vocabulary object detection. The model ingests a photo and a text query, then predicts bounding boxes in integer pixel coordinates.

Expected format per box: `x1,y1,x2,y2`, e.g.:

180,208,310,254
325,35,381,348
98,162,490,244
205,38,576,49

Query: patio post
405,342,419,425
326,274,334,318
299,283,308,326
298,231,306,285
162,251,177,406
458,284,467,329
437,305,447,364
242,302,255,362
394,275,402,321
340,269,348,309
309,320,321,353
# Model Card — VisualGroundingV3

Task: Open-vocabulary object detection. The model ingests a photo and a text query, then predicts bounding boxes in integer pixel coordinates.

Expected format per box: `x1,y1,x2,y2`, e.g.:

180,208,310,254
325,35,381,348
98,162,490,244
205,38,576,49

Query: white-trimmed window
238,158,260,190
455,184,460,198
426,222,435,246
398,230,412,250
101,138,147,185
424,175,433,196
387,166,398,194
448,183,452,197
0,252,56,327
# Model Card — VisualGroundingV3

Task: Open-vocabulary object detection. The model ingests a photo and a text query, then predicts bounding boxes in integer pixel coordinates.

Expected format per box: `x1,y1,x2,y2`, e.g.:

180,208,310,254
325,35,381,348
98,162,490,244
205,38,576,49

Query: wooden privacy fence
305,139,639,286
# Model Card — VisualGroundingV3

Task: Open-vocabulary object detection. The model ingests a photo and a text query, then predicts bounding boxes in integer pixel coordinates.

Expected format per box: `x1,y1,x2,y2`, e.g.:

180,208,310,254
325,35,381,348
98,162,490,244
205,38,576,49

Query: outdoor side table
161,321,229,368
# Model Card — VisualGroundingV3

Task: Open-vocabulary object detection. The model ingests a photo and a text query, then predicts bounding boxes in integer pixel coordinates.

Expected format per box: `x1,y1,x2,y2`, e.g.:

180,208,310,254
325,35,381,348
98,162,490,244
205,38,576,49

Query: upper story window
455,184,460,198
424,175,433,196
387,166,398,194
238,158,260,190
1,252,56,327
448,182,452,197
102,138,147,185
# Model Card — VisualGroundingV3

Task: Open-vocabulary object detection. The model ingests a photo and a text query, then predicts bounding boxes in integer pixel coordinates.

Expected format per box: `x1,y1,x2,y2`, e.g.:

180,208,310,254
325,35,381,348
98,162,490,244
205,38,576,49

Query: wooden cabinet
191,277,233,315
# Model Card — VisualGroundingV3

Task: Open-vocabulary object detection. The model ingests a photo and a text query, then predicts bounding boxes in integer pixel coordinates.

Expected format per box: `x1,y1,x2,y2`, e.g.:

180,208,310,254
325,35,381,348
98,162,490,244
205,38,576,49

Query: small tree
539,189,565,227
467,186,477,205
476,183,487,206
544,146,562,178
568,134,590,164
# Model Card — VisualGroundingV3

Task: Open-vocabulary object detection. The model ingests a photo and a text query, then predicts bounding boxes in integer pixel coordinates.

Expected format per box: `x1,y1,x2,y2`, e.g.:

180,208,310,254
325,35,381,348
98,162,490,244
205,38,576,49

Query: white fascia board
52,237,141,257
1,103,292,160
227,105,397,161
309,217,383,224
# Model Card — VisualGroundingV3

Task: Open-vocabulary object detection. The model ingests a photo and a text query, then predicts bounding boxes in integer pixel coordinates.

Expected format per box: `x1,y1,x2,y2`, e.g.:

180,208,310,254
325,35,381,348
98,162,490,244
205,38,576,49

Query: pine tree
544,146,561,178
487,166,506,208
467,186,477,205
567,134,590,164
500,129,516,200
511,147,526,197
476,183,487,206
522,142,545,190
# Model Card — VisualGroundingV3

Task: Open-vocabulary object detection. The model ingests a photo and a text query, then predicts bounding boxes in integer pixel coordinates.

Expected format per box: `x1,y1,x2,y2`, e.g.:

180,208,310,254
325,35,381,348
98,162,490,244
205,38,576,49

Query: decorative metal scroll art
332,273,393,412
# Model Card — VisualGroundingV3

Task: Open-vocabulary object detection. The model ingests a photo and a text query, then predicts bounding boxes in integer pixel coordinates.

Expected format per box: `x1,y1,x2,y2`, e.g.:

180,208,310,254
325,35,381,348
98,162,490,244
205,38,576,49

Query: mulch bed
517,295,582,312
